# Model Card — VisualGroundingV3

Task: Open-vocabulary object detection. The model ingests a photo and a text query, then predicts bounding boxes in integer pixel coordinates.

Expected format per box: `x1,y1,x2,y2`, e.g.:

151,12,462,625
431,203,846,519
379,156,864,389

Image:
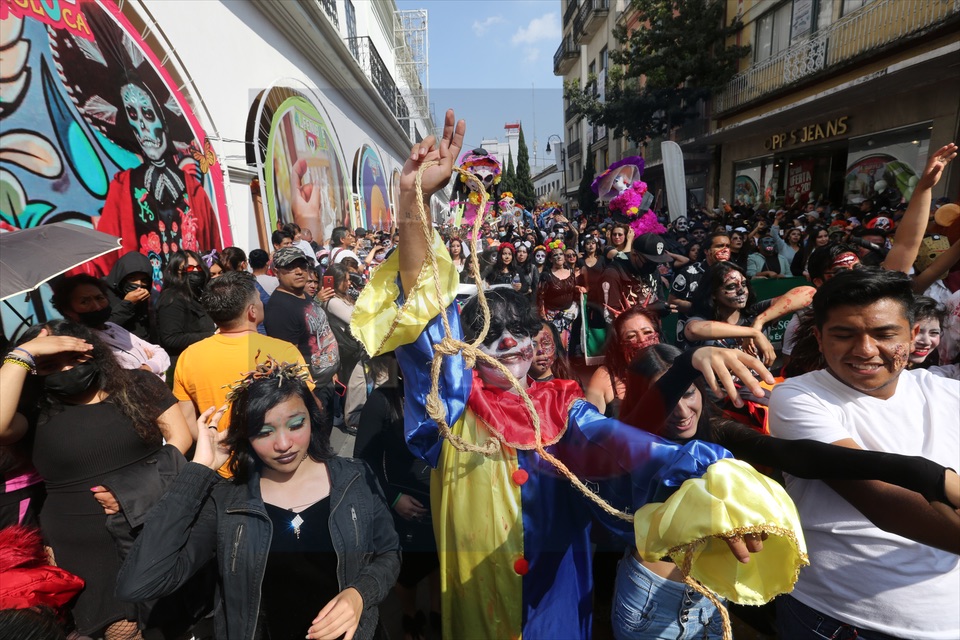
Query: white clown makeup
476,329,535,391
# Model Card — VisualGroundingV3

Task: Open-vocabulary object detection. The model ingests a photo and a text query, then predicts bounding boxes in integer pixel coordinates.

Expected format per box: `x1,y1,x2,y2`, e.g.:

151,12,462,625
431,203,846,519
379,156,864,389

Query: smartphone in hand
322,275,334,289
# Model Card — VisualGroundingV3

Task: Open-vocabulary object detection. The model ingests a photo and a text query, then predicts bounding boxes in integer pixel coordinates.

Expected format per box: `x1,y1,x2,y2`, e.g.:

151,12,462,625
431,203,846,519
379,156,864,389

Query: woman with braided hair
116,358,400,640
350,110,812,640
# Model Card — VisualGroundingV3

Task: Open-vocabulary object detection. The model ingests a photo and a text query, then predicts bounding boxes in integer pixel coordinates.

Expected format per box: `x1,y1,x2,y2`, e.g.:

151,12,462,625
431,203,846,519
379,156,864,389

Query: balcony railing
317,0,338,29
553,34,579,75
567,138,582,158
574,0,610,44
346,36,400,118
715,0,960,115
564,104,579,122
563,0,579,27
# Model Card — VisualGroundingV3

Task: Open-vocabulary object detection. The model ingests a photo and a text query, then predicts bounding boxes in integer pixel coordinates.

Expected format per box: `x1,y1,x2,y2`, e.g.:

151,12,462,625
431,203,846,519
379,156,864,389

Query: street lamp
545,134,567,215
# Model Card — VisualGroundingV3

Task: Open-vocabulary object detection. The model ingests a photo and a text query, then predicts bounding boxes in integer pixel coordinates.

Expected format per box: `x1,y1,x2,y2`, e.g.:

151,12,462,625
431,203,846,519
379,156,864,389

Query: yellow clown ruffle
633,458,808,606
351,230,459,357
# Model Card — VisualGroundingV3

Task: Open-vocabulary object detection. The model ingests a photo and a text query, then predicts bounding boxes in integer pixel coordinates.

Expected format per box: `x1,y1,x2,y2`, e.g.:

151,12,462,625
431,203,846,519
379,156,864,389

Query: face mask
121,282,148,296
187,272,207,296
76,305,112,328
44,361,100,397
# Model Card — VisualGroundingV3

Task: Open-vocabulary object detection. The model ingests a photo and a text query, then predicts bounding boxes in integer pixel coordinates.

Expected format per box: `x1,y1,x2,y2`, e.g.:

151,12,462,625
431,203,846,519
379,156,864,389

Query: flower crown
224,352,310,403
546,239,565,253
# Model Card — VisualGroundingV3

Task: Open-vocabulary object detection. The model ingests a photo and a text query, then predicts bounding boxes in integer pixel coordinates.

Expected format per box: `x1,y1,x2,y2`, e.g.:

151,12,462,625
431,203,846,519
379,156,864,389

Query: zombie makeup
823,252,861,280
530,325,557,379
717,270,748,309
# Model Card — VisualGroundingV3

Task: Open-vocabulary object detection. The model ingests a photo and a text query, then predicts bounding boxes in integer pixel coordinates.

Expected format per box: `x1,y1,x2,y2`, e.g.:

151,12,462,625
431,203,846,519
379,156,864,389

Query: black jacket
116,457,401,640
156,291,215,359
104,252,156,341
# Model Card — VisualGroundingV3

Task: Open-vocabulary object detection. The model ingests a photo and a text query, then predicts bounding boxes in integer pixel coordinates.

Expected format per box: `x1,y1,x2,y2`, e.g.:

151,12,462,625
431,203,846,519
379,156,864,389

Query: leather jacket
116,457,400,640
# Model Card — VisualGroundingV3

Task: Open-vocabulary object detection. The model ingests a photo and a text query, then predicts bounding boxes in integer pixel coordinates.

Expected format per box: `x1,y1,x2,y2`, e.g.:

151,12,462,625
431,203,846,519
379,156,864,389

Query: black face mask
44,361,100,397
121,282,148,296
76,305,112,328
187,272,208,297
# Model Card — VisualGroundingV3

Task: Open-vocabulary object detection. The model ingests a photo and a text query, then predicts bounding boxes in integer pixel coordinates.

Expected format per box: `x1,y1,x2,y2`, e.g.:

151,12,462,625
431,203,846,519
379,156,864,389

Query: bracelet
12,347,35,365
391,493,403,509
3,357,35,374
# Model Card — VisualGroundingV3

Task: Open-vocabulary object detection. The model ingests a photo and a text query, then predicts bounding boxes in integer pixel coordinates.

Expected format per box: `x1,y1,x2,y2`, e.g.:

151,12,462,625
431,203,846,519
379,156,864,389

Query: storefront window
844,122,932,205
734,157,779,207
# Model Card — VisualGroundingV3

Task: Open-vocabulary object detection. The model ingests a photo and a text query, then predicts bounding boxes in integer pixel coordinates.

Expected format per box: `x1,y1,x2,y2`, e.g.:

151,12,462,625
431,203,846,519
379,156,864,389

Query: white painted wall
140,0,411,252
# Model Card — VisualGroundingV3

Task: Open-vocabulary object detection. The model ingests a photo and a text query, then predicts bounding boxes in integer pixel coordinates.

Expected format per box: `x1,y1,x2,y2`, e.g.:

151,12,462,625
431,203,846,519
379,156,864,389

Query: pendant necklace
291,514,305,539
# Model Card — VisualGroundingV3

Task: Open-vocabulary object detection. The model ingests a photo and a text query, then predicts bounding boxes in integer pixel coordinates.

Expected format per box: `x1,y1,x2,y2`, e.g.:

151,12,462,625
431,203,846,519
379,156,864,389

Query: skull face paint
716,269,748,310
534,250,547,265
674,217,688,233
121,83,167,161
530,325,557,379
476,329,535,390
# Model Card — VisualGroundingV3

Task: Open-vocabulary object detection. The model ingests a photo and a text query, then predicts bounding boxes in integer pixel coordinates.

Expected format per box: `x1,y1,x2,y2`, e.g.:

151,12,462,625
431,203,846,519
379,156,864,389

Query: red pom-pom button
514,557,529,576
512,469,529,486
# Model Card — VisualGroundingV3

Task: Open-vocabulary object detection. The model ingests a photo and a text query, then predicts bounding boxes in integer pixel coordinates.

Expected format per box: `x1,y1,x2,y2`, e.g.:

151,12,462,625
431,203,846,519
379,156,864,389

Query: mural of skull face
121,83,167,161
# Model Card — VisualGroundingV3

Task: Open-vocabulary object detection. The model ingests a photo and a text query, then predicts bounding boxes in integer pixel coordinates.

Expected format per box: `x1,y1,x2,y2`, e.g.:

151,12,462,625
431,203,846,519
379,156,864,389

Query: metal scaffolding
395,8,433,139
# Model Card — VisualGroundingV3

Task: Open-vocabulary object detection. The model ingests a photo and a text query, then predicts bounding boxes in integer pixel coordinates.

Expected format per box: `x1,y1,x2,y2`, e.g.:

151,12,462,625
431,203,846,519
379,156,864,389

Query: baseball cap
273,246,309,268
632,233,671,263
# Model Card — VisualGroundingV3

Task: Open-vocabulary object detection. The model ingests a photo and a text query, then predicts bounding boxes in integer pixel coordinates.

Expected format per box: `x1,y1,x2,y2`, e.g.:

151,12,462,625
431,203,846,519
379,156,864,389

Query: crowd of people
0,110,958,640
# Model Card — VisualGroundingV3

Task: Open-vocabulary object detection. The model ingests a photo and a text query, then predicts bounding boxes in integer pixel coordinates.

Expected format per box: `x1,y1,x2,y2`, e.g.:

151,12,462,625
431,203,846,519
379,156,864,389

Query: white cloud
472,16,505,36
511,13,560,45
522,47,541,64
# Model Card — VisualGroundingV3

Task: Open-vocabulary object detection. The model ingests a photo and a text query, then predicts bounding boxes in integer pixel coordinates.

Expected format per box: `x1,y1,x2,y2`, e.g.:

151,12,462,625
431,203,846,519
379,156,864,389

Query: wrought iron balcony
574,0,610,44
567,138,582,158
564,104,579,123
715,0,960,115
554,34,579,76
317,0,338,29
563,0,579,27
346,36,400,118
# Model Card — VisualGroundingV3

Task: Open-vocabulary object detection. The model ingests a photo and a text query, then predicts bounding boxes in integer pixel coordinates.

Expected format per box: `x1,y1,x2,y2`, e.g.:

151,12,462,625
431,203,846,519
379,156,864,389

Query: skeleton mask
121,83,167,161
468,166,497,193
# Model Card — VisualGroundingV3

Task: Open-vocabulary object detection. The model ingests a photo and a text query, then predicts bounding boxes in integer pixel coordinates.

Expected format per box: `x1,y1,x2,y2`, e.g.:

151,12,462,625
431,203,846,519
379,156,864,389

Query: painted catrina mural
262,94,351,245
0,0,229,296
353,144,390,231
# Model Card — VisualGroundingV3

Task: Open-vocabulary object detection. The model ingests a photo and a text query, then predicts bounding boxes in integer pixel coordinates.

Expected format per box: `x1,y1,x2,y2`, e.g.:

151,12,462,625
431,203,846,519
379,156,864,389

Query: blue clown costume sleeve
352,231,807,639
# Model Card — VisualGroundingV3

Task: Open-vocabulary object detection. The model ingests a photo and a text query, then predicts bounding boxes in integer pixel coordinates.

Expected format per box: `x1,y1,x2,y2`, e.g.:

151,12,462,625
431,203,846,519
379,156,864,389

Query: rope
679,541,733,640
404,161,733,635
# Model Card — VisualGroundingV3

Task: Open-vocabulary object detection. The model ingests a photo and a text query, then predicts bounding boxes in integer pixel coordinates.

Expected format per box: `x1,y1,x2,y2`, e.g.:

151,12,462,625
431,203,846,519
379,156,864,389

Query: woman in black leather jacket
116,359,401,640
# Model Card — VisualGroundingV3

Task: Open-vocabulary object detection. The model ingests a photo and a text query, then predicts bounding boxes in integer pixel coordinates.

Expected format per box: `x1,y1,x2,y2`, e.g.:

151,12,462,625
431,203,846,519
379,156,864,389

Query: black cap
632,233,671,263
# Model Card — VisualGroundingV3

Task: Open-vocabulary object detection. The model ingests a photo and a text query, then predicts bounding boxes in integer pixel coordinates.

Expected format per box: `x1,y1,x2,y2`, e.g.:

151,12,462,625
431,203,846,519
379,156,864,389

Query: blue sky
396,0,564,172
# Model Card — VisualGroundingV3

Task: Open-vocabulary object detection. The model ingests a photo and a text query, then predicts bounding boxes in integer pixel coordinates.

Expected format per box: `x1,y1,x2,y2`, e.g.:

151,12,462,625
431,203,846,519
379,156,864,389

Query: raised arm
398,109,465,296
912,237,960,294
752,285,816,328
883,143,957,274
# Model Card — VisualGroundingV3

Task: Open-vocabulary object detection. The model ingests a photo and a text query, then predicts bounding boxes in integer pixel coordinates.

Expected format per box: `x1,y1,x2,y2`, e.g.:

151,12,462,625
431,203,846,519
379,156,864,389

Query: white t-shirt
255,274,279,296
332,248,360,264
769,368,960,638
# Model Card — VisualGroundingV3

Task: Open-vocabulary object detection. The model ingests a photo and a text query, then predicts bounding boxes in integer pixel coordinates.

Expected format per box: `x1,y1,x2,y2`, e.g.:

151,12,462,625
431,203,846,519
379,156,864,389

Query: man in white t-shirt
330,226,360,264
770,268,960,640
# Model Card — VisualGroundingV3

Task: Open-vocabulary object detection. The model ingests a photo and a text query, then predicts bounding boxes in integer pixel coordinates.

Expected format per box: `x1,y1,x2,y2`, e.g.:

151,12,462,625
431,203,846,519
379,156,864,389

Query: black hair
330,226,350,247
161,250,209,300
225,375,334,484
17,320,163,446
813,267,915,329
461,288,542,346
271,230,293,248
0,606,67,640
689,261,755,320
50,274,108,316
281,222,301,236
623,343,717,443
807,242,859,283
202,271,258,326
913,295,946,326
249,248,269,269
707,230,731,246
221,246,248,271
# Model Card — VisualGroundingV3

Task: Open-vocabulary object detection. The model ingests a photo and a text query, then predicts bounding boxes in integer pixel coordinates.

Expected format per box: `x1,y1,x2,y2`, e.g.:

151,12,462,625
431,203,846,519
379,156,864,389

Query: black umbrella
0,223,122,301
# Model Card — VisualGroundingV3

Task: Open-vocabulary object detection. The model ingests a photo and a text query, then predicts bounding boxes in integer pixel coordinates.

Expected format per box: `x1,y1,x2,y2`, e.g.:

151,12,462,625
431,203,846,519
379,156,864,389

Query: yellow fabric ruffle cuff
633,458,808,606
351,230,459,356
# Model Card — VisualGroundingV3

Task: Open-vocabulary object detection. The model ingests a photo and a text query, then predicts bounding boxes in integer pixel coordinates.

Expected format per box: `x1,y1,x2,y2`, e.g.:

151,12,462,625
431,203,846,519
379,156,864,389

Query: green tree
578,151,598,218
565,0,749,145
514,125,536,209
500,150,516,199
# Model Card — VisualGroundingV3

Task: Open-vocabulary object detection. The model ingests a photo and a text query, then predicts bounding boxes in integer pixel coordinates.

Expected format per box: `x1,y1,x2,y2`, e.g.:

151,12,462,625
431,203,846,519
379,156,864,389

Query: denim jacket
116,457,401,640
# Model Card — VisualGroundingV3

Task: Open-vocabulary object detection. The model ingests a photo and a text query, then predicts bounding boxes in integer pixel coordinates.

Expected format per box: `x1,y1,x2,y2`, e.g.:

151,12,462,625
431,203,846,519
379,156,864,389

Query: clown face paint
477,329,535,390
121,83,167,161
716,270,748,310
534,250,547,265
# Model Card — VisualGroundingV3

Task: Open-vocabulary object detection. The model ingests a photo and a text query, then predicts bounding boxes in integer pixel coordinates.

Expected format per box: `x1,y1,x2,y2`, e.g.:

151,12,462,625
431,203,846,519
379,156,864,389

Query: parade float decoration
592,156,665,236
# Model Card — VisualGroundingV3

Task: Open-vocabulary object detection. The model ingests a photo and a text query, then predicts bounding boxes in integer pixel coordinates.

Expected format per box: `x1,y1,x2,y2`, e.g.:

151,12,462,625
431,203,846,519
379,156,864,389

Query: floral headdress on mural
592,156,666,237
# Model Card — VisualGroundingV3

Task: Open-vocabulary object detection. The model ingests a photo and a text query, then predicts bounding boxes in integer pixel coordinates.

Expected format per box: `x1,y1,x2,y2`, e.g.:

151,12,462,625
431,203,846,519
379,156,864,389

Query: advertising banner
263,95,351,245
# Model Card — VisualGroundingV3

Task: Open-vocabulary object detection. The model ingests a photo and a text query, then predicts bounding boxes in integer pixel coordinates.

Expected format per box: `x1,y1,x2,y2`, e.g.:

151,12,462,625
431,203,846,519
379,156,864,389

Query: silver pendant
291,514,304,539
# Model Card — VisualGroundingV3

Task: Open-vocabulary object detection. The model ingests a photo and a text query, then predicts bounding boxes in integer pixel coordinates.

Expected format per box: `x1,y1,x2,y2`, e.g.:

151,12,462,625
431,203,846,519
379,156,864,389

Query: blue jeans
612,551,723,640
776,595,907,640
